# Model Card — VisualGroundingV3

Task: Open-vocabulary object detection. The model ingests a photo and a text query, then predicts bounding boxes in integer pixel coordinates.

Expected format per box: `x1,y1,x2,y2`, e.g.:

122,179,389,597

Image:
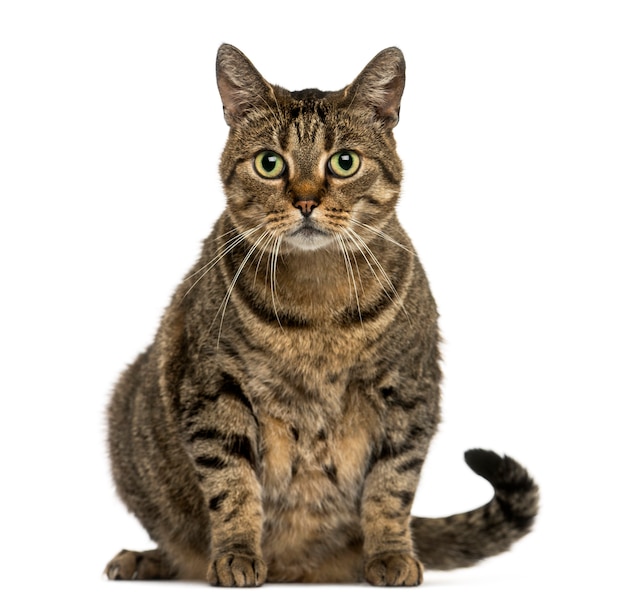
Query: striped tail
411,449,539,570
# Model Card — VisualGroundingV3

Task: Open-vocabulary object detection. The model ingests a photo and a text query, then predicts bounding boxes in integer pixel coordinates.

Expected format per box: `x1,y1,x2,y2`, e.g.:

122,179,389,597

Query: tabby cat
105,44,539,587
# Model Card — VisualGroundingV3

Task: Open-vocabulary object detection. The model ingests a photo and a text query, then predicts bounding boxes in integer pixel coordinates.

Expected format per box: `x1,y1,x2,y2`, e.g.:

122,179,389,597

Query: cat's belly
258,412,372,582
261,468,364,582
262,500,363,582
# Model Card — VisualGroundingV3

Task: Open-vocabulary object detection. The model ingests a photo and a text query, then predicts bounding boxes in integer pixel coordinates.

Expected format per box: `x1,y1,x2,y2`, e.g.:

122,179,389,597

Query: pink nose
293,198,319,216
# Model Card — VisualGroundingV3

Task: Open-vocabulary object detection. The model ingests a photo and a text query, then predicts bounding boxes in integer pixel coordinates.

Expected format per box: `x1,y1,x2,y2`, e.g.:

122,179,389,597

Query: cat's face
216,45,405,254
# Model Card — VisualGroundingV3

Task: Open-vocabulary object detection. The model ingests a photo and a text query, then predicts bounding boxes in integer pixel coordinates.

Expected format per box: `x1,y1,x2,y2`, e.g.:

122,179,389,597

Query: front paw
364,552,424,586
207,553,267,587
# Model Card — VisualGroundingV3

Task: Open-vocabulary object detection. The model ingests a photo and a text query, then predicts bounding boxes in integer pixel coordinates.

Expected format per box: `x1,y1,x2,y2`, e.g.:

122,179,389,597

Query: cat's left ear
216,44,274,127
344,47,406,129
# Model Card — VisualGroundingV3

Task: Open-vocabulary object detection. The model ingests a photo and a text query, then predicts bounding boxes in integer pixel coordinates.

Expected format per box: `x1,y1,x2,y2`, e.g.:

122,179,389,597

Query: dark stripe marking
219,374,248,403
377,158,401,186
195,455,228,470
188,428,220,443
223,158,246,187
183,394,217,423
209,491,229,511
323,463,338,485
390,489,415,508
376,437,415,463
225,434,257,471
223,508,239,524
338,291,396,326
381,387,423,411
398,457,424,473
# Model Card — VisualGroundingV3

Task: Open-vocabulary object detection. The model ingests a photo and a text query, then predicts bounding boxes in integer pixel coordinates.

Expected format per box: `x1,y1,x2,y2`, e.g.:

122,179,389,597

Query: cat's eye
328,150,360,178
254,151,285,179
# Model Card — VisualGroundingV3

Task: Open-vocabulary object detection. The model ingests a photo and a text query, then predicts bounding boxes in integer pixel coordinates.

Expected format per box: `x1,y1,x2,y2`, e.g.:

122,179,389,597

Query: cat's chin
285,224,333,252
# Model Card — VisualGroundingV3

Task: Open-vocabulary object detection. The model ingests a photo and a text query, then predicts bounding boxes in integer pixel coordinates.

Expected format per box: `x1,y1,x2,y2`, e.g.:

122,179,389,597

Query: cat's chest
257,391,381,509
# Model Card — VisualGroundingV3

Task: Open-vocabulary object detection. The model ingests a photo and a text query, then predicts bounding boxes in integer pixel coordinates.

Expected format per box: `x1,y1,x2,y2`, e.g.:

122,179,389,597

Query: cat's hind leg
105,548,175,580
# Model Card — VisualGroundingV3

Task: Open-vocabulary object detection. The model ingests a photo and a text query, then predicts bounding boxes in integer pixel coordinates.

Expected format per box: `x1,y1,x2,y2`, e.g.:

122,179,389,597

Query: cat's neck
218,214,411,326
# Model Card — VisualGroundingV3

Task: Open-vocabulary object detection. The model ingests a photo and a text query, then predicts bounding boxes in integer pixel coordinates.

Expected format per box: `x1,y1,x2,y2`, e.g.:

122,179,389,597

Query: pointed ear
344,47,406,129
216,44,274,126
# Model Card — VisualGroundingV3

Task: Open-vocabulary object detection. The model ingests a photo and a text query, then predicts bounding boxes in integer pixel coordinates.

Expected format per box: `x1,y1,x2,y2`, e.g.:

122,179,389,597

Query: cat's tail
411,449,539,570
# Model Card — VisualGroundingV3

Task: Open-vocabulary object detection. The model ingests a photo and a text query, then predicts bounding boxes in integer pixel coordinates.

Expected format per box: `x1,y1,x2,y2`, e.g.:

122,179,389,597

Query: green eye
328,150,360,178
254,151,285,179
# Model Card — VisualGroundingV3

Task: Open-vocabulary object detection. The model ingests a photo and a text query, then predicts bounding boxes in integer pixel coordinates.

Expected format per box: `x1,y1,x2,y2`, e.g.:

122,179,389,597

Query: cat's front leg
361,384,439,586
178,379,266,587
361,457,424,586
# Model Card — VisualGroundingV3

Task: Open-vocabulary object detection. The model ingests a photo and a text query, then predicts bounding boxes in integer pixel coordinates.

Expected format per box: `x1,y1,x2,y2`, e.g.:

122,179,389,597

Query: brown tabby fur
105,44,539,586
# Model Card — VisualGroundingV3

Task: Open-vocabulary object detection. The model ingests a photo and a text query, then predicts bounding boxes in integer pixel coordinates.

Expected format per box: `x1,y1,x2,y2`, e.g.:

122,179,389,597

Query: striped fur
105,44,538,587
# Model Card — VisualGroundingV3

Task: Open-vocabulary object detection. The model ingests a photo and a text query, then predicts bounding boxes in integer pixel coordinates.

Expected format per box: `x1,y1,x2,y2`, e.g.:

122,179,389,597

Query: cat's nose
293,197,319,217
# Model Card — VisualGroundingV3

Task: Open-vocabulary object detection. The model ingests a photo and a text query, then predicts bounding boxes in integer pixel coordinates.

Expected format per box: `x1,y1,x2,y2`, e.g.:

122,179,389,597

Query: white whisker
183,224,264,300
348,241,365,302
350,218,416,256
213,229,273,346
269,234,284,332
343,227,411,324
334,233,363,325
213,225,241,242
253,229,277,289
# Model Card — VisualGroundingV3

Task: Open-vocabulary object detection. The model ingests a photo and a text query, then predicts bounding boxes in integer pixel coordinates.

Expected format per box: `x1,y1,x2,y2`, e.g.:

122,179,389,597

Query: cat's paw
207,553,267,587
364,552,424,586
105,549,172,580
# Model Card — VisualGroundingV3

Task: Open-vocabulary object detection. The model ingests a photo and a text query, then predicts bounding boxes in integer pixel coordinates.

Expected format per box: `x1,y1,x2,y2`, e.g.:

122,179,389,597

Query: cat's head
216,44,405,253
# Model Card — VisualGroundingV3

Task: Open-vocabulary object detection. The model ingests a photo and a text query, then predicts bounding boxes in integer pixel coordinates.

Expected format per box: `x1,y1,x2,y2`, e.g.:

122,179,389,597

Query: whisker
183,224,264,296
350,218,416,256
269,234,284,332
213,225,241,242
334,233,362,325
343,227,411,324
213,229,273,346
253,228,277,289
348,240,365,301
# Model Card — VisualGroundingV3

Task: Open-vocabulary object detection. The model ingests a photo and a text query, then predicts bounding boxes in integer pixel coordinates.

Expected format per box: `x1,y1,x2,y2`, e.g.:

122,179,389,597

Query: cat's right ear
216,44,274,127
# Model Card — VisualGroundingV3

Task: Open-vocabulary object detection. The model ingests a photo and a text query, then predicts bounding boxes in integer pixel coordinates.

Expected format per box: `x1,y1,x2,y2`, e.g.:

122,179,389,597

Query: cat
105,44,539,587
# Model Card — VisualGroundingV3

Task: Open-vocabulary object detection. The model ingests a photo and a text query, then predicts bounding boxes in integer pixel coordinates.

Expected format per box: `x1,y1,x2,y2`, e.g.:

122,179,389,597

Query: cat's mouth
286,221,332,251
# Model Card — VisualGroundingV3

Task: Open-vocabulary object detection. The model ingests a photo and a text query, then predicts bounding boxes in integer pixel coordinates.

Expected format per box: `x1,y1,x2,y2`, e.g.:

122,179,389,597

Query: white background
1,1,625,600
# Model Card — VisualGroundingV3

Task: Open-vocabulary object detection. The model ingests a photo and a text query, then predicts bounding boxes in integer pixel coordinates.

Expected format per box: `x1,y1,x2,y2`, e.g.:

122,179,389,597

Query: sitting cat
105,44,538,586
